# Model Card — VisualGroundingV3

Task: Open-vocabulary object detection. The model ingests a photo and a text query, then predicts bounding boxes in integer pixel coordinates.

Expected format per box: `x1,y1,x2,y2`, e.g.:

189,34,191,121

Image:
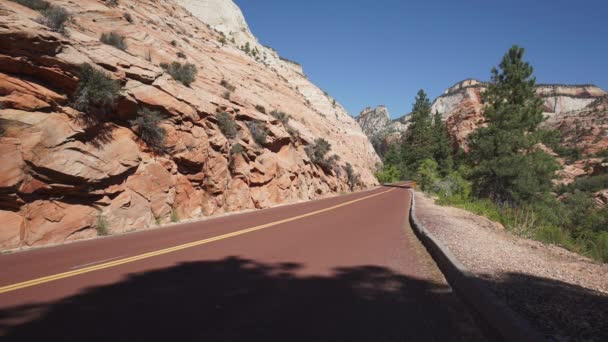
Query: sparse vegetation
222,91,231,100
96,212,109,236
144,50,152,62
345,163,360,189
39,5,71,35
171,210,179,223
306,138,340,172
220,79,236,92
255,105,266,114
71,63,120,118
247,121,268,146
217,112,237,139
230,143,245,156
130,108,166,152
170,40,178,47
100,31,127,50
10,0,49,11
176,51,187,59
270,110,290,125
160,61,197,87
123,12,133,23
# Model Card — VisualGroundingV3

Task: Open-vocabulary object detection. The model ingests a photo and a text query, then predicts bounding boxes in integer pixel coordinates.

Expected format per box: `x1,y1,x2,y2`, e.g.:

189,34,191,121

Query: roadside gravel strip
411,191,608,341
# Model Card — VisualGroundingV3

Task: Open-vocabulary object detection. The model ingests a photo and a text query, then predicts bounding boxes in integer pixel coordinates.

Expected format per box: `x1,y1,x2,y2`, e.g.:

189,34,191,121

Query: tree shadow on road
476,272,608,341
0,257,484,342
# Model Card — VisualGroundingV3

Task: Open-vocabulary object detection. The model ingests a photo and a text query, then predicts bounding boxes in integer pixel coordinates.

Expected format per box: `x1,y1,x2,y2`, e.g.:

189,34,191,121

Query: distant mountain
357,79,607,154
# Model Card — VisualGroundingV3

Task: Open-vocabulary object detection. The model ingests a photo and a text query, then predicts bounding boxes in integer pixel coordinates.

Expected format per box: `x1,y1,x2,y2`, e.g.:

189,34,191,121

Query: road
0,185,485,341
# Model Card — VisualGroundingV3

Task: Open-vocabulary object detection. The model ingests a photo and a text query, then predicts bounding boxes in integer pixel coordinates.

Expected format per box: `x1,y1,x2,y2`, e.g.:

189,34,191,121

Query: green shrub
217,112,237,139
255,105,266,114
534,225,573,248
10,0,49,10
375,164,400,184
247,121,268,146
306,138,331,164
220,79,236,92
96,213,109,236
130,108,166,151
100,31,127,50
40,5,71,34
417,159,440,191
171,210,179,223
345,162,360,189
177,51,186,59
170,40,178,47
270,110,290,125
231,143,245,155
71,63,120,118
591,232,608,262
559,174,608,195
160,61,197,86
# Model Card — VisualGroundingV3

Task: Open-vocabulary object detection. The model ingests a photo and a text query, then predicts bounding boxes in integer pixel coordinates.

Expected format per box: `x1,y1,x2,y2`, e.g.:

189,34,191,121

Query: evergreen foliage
100,31,127,50
160,62,197,87
467,45,560,204
71,63,120,118
216,112,237,139
130,108,166,151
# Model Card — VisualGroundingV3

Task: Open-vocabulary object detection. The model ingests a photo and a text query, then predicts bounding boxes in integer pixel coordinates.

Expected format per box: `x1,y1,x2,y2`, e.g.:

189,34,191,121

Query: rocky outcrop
357,79,607,154
0,0,379,250
428,79,608,151
355,106,392,137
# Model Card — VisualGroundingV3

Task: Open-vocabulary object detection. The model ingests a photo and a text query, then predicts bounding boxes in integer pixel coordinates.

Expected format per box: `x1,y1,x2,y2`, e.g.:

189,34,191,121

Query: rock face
428,79,608,151
357,79,607,154
354,106,410,153
0,0,379,250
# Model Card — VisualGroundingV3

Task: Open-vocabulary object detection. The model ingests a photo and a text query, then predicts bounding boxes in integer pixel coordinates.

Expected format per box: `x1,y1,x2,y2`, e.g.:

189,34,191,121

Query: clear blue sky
236,0,608,118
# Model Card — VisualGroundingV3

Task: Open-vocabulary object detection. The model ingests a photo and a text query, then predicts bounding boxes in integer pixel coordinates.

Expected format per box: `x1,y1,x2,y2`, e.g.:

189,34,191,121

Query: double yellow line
0,188,395,295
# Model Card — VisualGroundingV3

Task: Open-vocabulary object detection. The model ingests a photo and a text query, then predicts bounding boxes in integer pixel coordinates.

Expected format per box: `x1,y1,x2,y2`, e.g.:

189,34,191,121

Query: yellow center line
0,188,396,295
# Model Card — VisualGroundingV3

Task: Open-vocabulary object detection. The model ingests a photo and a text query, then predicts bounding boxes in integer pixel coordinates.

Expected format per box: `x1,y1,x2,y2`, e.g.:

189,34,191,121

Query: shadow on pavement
0,257,484,341
477,272,608,341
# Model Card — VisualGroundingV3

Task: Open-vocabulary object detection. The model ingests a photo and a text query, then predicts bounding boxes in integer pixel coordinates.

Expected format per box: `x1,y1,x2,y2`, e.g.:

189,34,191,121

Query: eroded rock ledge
0,0,379,250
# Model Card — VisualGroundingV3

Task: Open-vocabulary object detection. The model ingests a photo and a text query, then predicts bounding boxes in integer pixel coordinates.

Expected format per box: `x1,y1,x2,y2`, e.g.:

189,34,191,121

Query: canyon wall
0,0,379,250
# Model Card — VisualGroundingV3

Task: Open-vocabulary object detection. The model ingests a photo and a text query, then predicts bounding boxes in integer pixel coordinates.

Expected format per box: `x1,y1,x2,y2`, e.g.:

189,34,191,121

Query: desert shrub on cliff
306,138,342,173
39,5,71,34
247,121,268,146
220,80,236,92
217,112,237,139
230,143,245,156
100,32,127,51
123,12,133,23
270,110,290,125
177,51,187,59
306,138,331,165
11,0,49,10
71,63,120,118
345,163,360,189
160,62,197,87
130,108,167,151
255,105,266,114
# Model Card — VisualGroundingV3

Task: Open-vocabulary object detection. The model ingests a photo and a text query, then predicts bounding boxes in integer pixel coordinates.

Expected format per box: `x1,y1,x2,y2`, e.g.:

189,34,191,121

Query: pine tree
400,89,434,173
432,110,453,175
468,46,560,204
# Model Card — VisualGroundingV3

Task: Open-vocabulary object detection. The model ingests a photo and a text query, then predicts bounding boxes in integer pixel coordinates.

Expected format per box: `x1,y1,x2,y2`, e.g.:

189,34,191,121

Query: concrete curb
408,190,545,342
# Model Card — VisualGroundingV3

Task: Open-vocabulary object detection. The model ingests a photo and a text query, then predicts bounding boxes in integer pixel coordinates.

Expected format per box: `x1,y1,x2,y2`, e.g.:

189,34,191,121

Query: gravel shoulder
413,191,608,341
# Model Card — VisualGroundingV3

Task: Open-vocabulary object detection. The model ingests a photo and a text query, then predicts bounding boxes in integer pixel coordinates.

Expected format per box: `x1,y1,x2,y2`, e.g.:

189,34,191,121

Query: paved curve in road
0,185,485,341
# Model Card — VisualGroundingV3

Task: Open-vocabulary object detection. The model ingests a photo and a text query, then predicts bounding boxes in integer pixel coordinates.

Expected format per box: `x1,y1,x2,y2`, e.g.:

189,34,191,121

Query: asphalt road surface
0,185,485,341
